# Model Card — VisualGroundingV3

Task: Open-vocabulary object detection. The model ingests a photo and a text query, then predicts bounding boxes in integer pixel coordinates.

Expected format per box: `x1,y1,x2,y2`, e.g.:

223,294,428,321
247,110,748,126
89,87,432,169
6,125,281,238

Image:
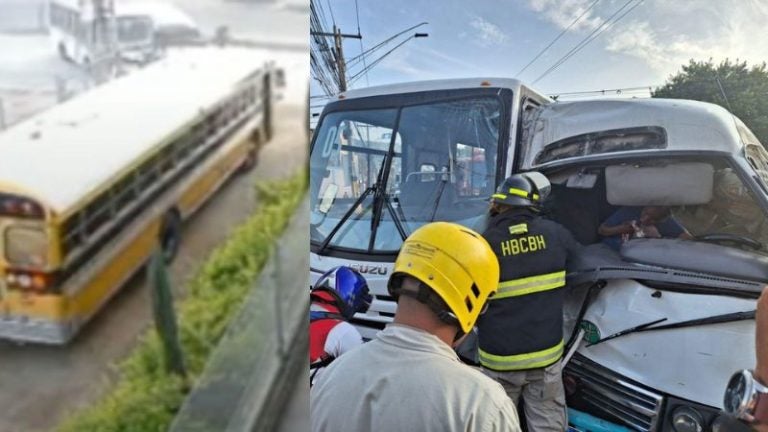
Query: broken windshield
310,95,505,254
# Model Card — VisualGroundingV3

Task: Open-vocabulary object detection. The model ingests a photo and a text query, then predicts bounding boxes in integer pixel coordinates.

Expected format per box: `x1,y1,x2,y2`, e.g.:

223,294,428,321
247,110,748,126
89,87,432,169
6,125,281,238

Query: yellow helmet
388,222,499,333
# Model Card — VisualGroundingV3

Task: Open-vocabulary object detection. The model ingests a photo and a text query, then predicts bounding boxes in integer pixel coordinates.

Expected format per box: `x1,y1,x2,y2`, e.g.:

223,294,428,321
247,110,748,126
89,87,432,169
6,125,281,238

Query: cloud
373,45,486,81
469,16,509,46
527,0,602,31
604,2,768,77
605,21,708,73
522,0,768,81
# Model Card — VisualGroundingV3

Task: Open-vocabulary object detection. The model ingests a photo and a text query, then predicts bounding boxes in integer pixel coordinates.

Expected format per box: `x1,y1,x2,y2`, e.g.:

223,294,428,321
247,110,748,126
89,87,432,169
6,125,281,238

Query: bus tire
240,130,261,172
160,210,182,263
262,76,273,142
58,43,70,62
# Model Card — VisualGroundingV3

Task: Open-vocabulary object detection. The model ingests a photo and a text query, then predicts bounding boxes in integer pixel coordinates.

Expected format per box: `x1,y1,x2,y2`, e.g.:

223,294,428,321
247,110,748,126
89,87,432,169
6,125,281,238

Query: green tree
653,59,768,144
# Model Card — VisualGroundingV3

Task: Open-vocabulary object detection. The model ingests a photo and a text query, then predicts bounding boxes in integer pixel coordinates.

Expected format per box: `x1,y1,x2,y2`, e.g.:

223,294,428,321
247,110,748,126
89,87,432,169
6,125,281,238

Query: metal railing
170,198,309,432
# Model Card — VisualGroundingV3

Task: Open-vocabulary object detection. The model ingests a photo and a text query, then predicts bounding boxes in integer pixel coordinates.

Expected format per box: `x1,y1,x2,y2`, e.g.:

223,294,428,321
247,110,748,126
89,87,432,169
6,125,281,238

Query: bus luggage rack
565,354,664,431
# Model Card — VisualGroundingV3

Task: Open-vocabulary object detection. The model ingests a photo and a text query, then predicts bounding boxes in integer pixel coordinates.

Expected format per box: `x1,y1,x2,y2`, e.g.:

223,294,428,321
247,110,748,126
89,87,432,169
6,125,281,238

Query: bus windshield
310,95,505,254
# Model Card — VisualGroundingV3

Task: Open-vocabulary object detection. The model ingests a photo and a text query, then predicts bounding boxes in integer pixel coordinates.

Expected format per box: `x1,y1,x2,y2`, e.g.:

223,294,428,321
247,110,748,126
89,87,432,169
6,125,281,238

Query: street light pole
347,32,429,86
91,0,118,83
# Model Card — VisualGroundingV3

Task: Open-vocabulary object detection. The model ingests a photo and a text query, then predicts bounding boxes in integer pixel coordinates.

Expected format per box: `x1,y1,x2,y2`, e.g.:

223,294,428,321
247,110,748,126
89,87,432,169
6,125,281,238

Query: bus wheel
160,210,182,263
58,43,70,62
239,130,261,172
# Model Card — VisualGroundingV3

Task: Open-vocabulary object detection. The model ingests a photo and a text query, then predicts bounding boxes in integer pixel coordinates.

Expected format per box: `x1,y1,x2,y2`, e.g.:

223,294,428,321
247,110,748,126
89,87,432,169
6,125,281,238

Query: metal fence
170,198,309,432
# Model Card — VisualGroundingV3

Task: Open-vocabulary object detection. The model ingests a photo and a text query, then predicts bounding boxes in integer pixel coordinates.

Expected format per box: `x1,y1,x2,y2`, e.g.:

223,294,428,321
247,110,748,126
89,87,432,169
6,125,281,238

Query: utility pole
333,27,348,92
91,0,118,83
311,26,360,93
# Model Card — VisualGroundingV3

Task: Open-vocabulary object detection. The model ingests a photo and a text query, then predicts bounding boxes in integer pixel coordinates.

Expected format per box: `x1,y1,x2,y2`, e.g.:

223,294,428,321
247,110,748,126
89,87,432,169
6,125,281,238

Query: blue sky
311,0,768,100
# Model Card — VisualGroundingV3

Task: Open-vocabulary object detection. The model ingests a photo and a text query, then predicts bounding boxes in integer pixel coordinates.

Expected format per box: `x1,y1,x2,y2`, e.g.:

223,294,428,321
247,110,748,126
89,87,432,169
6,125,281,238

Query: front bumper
0,315,74,345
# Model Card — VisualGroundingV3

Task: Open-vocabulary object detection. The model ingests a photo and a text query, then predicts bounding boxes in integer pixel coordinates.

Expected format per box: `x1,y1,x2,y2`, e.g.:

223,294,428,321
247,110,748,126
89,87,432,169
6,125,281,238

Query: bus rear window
535,126,666,165
0,194,45,219
4,226,48,267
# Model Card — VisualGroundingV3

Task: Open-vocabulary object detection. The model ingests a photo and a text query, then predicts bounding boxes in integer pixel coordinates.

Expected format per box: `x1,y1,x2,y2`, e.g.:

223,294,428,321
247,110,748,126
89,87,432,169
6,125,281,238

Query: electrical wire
310,0,341,95
515,0,600,78
532,0,644,85
354,0,370,87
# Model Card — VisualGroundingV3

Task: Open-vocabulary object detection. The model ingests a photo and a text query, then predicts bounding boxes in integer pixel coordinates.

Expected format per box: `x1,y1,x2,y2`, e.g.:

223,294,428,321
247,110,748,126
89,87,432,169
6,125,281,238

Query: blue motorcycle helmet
311,266,372,319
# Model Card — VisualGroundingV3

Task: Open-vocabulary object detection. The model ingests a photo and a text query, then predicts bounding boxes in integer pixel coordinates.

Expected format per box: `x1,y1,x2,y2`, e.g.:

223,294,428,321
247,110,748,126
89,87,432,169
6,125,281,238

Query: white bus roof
336,77,548,102
523,98,744,168
0,47,271,214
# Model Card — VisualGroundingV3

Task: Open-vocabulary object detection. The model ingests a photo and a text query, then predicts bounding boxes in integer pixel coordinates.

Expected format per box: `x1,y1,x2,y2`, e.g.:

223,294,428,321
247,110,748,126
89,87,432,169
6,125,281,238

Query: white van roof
0,47,270,214
523,98,744,168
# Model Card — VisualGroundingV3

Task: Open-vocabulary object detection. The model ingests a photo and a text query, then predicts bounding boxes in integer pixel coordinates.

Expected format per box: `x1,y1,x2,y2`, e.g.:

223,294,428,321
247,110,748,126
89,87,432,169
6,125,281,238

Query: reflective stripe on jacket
478,210,581,371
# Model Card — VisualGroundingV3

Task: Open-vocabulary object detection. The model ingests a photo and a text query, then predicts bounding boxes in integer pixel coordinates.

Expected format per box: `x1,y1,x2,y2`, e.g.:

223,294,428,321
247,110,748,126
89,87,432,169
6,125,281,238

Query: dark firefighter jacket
477,209,581,371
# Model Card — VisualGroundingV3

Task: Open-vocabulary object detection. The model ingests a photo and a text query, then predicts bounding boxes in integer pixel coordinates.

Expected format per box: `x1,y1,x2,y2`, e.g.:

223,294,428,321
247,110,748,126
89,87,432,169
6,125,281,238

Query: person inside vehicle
677,168,767,244
598,205,692,251
478,172,582,432
309,266,372,386
310,222,521,432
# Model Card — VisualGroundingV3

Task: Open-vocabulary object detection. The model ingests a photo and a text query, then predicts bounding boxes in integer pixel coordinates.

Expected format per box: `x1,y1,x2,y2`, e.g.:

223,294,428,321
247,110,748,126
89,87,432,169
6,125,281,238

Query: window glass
5,226,48,267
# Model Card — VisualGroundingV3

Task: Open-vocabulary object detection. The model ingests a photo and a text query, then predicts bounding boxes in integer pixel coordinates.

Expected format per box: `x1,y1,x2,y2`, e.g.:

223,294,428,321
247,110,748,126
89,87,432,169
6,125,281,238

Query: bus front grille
565,354,664,431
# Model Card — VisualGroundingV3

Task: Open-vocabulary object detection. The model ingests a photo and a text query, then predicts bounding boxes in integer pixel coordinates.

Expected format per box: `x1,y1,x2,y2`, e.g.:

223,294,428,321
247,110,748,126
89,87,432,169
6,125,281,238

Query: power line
533,0,639,85
310,0,341,95
354,0,370,87
532,0,643,85
347,32,428,86
515,0,600,78
346,22,428,68
325,0,336,27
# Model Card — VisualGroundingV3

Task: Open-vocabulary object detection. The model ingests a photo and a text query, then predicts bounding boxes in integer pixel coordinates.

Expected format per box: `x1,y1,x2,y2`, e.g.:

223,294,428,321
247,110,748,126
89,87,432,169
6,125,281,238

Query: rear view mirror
319,184,338,214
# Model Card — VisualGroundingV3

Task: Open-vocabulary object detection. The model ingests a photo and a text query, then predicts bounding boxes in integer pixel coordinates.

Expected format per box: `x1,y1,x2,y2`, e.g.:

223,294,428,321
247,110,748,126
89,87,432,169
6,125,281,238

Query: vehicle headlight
672,406,704,432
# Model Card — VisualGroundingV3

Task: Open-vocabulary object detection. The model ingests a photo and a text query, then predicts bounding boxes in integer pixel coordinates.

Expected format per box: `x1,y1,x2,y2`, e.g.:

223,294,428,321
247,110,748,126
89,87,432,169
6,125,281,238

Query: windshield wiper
427,172,448,222
383,194,408,240
587,318,667,347
587,310,755,347
316,185,375,255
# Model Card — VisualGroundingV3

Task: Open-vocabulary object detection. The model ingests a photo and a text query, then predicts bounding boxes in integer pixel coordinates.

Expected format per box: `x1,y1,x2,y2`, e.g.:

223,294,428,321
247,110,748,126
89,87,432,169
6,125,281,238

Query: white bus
310,79,765,431
0,47,278,344
49,0,157,66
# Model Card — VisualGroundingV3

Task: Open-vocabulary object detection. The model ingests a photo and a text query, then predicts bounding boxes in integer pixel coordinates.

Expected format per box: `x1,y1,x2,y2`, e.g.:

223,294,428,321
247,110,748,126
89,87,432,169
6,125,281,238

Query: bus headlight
672,406,704,432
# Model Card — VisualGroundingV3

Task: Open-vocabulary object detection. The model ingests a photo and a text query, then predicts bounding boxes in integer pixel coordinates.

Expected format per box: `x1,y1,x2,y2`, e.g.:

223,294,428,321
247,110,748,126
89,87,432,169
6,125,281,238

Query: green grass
58,170,307,432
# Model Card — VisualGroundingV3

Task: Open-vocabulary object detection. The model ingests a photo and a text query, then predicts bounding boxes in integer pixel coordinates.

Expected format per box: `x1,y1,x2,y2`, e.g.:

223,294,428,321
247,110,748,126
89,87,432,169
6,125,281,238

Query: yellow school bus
0,47,278,344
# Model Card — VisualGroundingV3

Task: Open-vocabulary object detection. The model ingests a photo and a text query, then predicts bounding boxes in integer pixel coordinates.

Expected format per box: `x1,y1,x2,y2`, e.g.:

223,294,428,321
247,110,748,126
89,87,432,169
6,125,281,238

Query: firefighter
311,222,521,432
478,172,582,431
310,266,372,386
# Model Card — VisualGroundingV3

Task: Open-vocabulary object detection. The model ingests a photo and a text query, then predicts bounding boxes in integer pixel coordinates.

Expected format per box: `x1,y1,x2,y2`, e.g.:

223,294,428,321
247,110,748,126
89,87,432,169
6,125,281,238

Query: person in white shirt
311,222,521,432
309,266,371,386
